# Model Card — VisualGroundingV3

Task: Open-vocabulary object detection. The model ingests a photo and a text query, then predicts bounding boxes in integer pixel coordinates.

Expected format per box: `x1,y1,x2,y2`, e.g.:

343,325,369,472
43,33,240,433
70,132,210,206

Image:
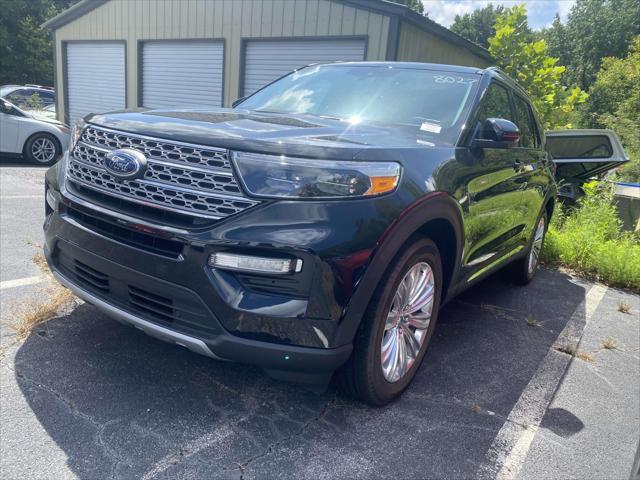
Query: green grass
541,182,640,292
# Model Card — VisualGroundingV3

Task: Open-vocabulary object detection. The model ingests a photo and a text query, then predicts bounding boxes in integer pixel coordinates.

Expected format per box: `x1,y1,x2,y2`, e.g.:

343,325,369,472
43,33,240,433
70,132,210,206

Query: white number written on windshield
433,75,477,84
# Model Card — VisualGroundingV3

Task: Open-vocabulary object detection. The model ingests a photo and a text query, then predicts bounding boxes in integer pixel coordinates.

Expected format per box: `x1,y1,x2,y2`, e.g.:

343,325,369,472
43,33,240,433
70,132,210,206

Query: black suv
44,63,558,405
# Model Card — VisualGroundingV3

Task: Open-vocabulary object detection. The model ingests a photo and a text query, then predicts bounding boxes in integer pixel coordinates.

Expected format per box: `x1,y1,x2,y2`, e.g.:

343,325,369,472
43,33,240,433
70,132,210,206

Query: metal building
43,0,492,125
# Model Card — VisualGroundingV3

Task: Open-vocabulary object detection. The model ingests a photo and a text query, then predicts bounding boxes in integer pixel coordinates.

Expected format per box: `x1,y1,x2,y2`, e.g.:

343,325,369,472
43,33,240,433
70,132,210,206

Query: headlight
56,124,70,134
232,152,401,199
69,119,86,152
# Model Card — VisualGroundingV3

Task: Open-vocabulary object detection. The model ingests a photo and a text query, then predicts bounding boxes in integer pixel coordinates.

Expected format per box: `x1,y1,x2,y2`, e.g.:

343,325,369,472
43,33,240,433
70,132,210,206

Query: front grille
66,125,260,220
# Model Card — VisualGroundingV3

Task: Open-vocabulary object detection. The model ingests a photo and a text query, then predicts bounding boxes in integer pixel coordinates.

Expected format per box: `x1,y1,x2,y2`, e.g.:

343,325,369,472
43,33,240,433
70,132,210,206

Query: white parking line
0,195,42,199
479,283,608,480
0,276,45,290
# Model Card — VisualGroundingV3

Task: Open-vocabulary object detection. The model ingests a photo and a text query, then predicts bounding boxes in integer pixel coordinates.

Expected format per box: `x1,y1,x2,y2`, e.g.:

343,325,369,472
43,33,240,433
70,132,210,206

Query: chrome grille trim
67,161,257,219
66,125,260,220
81,125,230,170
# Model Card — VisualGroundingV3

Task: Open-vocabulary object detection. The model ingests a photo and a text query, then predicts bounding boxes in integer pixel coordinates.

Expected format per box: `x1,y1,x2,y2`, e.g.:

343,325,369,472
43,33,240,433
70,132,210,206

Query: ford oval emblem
104,149,147,180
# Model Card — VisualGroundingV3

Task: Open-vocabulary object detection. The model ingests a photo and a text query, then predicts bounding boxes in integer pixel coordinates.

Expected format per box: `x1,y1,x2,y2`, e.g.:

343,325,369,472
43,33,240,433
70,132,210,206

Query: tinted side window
546,135,613,159
513,95,536,148
477,83,513,126
6,89,29,102
39,91,55,103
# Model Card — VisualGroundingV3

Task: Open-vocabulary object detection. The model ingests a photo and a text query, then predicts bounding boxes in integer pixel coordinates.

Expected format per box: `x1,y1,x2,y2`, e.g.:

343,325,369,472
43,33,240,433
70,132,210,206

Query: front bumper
44,242,352,383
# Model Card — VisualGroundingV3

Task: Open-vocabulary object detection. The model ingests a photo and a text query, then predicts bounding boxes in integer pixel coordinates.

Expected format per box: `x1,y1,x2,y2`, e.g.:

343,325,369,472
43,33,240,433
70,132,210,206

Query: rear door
510,93,551,233
546,129,629,199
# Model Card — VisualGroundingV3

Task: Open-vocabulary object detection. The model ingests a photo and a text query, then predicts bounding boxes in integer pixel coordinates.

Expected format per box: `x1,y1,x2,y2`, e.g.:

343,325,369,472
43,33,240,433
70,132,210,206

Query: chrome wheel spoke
406,311,431,330
401,324,421,359
31,138,56,162
381,330,397,365
528,218,546,274
385,311,400,331
380,261,436,383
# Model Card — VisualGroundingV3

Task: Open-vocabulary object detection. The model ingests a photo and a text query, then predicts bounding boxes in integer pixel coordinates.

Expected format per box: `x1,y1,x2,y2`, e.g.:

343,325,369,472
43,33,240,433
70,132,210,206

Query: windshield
238,64,480,142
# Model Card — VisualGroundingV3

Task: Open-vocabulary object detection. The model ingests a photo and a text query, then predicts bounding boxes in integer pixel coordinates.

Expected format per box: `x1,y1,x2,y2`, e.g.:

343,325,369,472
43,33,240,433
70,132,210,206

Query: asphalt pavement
0,159,638,479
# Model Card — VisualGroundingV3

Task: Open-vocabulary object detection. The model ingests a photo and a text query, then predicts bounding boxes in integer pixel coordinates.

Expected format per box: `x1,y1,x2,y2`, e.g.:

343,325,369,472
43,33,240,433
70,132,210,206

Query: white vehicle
0,98,69,165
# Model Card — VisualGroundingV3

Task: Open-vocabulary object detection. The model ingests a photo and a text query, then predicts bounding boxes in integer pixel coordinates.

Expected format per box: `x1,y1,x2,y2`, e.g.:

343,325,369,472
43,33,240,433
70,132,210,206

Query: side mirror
471,118,520,149
0,100,12,114
232,96,247,108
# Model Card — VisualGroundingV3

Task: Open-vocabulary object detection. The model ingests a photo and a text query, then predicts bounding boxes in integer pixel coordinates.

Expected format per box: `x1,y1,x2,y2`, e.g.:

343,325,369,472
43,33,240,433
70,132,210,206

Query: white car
0,98,70,165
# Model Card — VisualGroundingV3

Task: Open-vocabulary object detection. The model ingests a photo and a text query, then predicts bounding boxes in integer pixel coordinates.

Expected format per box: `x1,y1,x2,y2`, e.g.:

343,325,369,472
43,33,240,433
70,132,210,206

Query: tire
337,237,443,406
24,133,61,166
508,211,548,285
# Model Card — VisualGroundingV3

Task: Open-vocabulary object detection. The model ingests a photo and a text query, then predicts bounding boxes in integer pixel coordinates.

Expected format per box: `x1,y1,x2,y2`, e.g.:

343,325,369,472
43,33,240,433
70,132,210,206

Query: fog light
208,252,302,275
46,189,58,211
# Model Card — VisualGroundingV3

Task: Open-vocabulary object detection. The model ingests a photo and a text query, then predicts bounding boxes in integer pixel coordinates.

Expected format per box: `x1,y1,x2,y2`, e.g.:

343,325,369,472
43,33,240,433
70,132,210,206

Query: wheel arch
336,192,464,346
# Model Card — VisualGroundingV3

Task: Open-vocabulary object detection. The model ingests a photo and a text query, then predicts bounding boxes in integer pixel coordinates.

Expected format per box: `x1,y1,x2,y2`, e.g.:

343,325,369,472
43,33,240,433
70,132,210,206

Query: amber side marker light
366,175,400,196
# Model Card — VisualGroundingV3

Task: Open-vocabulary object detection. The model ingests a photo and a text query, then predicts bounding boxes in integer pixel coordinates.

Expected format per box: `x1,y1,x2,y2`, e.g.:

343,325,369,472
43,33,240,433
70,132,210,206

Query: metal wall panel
396,22,491,69
141,41,224,108
66,42,126,125
52,0,396,120
242,39,366,95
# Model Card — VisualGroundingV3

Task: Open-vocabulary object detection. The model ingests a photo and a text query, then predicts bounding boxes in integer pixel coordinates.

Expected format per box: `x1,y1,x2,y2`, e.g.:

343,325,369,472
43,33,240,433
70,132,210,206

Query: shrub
541,182,640,291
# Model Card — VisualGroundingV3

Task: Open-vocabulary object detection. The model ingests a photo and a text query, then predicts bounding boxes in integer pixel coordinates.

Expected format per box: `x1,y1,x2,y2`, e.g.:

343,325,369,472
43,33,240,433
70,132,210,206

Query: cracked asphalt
1,162,639,479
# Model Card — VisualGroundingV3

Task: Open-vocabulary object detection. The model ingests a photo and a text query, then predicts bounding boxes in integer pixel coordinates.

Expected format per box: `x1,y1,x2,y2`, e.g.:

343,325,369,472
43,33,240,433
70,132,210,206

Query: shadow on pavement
13,268,587,479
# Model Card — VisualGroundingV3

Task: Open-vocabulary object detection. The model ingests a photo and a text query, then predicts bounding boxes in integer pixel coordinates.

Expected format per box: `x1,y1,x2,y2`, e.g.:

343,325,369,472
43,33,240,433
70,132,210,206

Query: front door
0,106,22,153
459,82,530,277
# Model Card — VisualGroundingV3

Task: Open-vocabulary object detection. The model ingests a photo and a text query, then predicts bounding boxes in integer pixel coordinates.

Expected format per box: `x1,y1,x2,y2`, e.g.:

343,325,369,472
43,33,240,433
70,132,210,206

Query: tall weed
541,182,640,291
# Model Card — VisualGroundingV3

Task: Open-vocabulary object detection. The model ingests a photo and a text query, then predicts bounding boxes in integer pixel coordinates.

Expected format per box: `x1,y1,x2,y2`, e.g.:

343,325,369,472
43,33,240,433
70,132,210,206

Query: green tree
0,0,75,85
450,4,506,48
389,0,425,15
488,4,588,129
543,0,640,90
538,14,571,69
582,36,640,181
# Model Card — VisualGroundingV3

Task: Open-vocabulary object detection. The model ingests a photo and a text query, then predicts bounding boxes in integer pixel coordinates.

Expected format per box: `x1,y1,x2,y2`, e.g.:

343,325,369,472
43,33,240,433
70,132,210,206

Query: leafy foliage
450,4,507,48
543,0,640,90
580,37,640,182
542,182,640,291
487,4,588,129
0,0,75,86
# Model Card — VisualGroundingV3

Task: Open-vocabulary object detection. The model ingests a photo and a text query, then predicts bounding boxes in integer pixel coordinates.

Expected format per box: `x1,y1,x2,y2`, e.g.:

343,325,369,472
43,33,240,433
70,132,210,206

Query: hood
28,110,65,126
29,110,58,122
86,108,451,160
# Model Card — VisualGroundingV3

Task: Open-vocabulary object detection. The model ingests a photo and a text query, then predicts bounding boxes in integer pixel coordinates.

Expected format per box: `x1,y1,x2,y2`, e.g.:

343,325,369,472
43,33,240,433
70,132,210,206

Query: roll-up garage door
66,42,125,125
141,41,224,109
242,39,366,96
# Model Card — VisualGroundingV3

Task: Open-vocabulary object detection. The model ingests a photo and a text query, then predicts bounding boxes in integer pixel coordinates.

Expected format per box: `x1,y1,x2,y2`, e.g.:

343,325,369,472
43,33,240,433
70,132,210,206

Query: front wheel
337,237,442,406
24,133,60,166
509,212,547,284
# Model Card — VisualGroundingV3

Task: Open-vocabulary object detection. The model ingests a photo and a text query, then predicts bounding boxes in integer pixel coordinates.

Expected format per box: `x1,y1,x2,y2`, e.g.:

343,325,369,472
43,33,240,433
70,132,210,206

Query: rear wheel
24,133,60,166
509,212,547,284
337,237,442,406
